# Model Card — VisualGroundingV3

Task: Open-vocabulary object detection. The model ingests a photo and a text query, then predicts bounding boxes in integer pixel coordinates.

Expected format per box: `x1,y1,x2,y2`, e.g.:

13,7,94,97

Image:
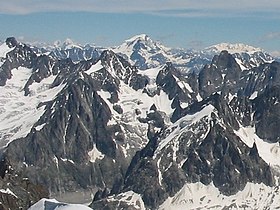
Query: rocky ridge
0,36,279,209
91,50,279,209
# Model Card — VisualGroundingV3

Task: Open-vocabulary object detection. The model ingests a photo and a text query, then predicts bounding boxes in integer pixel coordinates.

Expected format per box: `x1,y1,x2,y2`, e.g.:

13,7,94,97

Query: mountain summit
123,34,162,48
113,34,172,69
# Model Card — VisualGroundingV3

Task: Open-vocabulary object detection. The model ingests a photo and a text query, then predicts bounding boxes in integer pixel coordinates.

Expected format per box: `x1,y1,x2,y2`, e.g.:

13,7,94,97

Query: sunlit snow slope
28,199,92,210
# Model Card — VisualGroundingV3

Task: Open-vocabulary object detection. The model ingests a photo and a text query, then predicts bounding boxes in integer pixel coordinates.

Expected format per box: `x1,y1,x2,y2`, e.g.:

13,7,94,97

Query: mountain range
0,35,280,209
26,34,277,73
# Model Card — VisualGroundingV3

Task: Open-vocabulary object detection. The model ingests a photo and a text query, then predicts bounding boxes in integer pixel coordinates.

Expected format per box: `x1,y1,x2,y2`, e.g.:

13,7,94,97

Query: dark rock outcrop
253,85,280,143
0,157,48,210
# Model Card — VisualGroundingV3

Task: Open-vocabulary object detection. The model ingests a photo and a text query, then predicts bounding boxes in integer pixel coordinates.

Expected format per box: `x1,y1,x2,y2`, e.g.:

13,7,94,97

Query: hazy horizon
0,1,279,56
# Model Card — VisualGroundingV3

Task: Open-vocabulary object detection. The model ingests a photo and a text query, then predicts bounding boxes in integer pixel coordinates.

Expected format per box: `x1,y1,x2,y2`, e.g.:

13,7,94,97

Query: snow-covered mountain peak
125,34,151,43
124,34,166,49
54,38,82,50
205,42,262,54
116,34,169,52
113,34,174,69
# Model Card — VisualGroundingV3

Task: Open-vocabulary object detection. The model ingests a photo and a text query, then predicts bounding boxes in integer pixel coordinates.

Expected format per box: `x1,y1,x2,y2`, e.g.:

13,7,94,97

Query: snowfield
0,67,65,148
28,199,92,210
0,42,15,58
234,125,280,167
160,182,280,210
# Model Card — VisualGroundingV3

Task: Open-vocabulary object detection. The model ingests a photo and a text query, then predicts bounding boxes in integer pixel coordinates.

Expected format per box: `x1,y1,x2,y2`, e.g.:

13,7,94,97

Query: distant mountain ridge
27,34,276,73
205,42,262,53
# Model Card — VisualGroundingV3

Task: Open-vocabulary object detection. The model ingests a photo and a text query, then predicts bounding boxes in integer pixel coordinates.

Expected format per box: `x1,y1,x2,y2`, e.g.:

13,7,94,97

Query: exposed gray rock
0,37,279,210
0,157,48,210
253,85,280,143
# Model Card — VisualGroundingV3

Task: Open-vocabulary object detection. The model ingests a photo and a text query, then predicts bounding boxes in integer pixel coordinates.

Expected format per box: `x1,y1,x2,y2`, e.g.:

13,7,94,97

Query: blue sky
0,0,280,55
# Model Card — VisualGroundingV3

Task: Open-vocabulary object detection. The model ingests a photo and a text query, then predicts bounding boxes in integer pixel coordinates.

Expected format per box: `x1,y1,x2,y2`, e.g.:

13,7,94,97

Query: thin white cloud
259,32,280,44
1,0,280,16
264,32,280,40
271,51,280,58
188,40,205,50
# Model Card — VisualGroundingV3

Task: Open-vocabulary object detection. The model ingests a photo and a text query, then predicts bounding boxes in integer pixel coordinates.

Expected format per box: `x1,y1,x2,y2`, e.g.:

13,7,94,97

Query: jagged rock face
119,125,167,209
229,96,253,127
124,158,166,209
196,51,280,99
156,62,200,117
4,63,130,194
240,61,280,97
0,38,37,86
102,94,273,209
6,37,18,48
233,51,274,70
253,86,280,143
182,123,272,195
0,42,153,203
1,37,280,210
91,52,279,209
0,158,48,210
199,50,242,98
49,45,102,63
51,58,79,86
93,50,148,94
157,63,189,102
23,55,56,95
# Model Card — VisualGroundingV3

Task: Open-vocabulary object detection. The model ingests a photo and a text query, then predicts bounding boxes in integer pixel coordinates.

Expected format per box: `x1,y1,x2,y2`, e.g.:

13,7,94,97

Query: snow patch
249,91,258,100
173,75,193,93
228,92,236,102
28,198,59,210
61,158,75,164
86,60,103,74
0,42,15,58
108,191,146,210
0,188,17,198
157,158,163,186
28,198,92,210
155,105,214,154
34,123,46,131
159,182,280,210
88,145,104,163
55,204,93,210
138,66,162,80
118,81,173,118
234,125,280,166
180,102,189,109
235,58,247,70
196,93,203,102
0,67,65,148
